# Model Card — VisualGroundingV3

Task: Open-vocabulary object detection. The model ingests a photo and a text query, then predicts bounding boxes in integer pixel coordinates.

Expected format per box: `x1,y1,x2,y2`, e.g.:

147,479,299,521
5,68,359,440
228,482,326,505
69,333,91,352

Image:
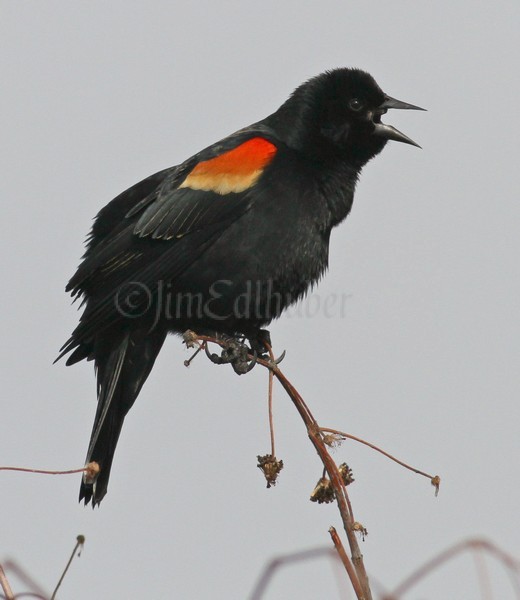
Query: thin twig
50,536,85,600
2,561,48,599
473,547,493,600
267,370,275,457
0,565,14,600
249,546,336,600
329,527,364,599
0,467,86,476
384,538,520,599
321,427,440,493
0,594,47,599
184,342,204,367
264,342,276,458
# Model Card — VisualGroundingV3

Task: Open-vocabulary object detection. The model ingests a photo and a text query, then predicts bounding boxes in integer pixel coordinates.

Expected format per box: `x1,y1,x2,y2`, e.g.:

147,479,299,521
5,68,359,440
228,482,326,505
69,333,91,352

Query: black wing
58,126,279,361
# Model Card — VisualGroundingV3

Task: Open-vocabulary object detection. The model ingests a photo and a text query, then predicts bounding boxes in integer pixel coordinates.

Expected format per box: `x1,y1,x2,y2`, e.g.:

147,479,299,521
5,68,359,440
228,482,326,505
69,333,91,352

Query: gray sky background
1,1,519,598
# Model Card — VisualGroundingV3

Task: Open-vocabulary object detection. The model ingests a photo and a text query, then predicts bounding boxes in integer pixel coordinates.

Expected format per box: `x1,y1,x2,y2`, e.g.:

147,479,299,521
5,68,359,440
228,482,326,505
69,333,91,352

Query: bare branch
320,427,440,494
329,527,365,599
50,536,85,600
2,561,48,599
0,565,14,600
384,538,520,599
0,467,86,477
0,464,100,504
264,342,276,458
189,333,375,599
249,546,337,600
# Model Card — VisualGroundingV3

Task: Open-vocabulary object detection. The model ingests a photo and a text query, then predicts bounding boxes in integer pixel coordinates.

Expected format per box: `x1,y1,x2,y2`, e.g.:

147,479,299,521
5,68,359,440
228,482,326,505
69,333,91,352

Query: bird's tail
80,327,167,506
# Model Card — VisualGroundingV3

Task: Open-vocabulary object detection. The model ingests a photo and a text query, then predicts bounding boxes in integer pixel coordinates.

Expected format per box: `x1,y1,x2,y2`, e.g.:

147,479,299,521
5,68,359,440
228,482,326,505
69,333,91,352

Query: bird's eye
348,98,364,112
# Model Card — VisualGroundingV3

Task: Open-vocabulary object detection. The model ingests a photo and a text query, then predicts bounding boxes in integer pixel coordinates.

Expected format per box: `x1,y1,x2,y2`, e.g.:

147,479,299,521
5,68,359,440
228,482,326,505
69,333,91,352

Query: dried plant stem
249,547,336,600
194,334,372,599
267,371,275,457
0,466,86,476
1,561,48,599
268,360,372,600
472,548,493,600
320,427,440,492
385,538,520,599
50,536,85,600
264,343,276,457
0,565,14,600
329,527,366,600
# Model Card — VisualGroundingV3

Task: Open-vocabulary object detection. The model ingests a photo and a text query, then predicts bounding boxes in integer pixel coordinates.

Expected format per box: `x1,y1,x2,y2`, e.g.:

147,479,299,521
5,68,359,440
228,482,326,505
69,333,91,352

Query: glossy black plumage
59,68,423,505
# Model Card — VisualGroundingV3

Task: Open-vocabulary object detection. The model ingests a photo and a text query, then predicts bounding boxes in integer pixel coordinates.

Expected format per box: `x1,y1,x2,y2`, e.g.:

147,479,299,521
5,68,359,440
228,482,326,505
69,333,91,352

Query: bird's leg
247,329,286,367
247,329,272,357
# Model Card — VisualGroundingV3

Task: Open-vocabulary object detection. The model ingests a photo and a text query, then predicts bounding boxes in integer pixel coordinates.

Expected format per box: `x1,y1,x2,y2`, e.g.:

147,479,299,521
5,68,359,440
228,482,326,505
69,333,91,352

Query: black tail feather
79,327,167,506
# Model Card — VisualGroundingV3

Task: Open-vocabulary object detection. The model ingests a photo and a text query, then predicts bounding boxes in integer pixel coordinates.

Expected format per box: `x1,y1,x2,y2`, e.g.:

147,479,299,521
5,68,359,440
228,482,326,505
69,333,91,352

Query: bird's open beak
372,95,426,148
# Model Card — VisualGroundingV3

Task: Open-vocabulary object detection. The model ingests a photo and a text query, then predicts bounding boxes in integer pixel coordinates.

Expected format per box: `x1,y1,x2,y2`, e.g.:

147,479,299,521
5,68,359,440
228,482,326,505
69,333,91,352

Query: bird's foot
198,329,285,374
204,334,257,375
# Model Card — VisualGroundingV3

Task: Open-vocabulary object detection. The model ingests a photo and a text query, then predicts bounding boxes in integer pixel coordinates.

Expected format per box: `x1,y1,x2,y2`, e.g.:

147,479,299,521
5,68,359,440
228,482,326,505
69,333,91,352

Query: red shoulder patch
180,137,277,194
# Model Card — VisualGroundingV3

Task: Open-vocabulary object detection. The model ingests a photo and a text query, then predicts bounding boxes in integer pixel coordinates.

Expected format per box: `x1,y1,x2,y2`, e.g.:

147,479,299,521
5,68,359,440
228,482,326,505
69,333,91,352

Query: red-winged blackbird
58,68,423,506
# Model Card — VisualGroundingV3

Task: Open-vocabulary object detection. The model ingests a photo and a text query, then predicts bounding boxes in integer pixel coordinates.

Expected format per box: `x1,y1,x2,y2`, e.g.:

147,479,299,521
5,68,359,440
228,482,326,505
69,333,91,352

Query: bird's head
273,68,425,166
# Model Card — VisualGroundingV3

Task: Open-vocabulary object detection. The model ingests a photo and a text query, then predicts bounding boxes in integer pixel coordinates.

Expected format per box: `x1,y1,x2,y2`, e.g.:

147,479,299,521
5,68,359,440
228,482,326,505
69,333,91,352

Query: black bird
58,68,423,506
